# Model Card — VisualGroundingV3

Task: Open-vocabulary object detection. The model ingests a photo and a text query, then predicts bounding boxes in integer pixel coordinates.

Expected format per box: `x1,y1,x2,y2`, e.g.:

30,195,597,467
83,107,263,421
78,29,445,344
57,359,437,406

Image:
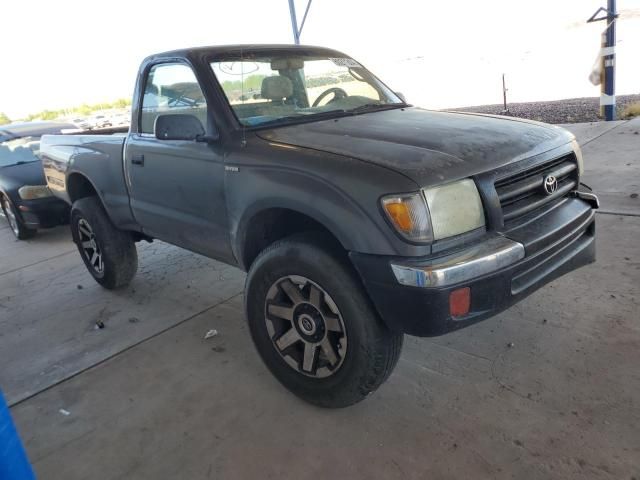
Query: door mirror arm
195,133,219,144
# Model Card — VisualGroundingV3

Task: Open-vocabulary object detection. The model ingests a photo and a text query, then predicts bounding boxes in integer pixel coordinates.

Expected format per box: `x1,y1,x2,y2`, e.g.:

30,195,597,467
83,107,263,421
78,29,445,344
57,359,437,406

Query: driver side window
140,63,207,134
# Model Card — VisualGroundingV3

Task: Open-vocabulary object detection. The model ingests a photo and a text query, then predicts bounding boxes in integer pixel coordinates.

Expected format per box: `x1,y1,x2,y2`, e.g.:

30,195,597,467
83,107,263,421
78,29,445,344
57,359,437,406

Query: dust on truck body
40,45,599,407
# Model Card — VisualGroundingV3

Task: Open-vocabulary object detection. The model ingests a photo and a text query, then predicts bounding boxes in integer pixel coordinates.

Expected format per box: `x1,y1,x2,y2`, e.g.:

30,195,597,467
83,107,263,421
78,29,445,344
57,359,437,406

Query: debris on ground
507,342,515,348
204,329,218,340
59,409,71,416
630,193,638,199
128,317,140,324
212,346,226,353
95,321,105,330
76,285,83,290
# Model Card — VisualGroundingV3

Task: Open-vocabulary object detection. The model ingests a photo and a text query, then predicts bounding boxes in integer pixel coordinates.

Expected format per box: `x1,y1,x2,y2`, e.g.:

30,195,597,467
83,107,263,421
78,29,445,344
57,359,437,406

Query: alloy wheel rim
264,275,347,378
77,218,104,274
2,198,19,236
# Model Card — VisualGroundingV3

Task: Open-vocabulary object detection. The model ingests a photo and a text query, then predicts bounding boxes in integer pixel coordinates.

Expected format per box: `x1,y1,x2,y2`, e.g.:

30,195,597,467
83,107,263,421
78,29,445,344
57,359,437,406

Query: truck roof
145,44,347,62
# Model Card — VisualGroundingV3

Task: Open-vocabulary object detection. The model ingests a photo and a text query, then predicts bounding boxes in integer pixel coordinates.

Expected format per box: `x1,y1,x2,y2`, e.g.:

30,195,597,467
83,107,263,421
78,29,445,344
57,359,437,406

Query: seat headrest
261,76,293,100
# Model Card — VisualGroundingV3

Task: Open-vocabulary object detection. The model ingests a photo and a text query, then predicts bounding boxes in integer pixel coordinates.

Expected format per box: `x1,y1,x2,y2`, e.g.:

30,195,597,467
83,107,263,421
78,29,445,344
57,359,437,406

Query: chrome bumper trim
572,191,600,209
390,236,525,288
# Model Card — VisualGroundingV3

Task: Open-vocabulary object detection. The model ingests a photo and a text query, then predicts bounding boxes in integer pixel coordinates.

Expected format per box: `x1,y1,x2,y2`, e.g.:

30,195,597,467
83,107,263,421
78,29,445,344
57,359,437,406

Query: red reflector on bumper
450,287,471,317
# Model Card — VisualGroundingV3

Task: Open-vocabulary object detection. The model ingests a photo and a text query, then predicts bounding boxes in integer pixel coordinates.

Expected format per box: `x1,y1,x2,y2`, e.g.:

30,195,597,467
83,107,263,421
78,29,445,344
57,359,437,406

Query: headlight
423,179,485,240
18,185,53,200
381,179,485,243
570,139,584,176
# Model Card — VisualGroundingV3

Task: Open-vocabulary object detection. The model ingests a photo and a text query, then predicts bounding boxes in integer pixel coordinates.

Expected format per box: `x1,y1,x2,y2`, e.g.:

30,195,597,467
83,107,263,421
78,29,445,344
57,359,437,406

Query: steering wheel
312,87,348,107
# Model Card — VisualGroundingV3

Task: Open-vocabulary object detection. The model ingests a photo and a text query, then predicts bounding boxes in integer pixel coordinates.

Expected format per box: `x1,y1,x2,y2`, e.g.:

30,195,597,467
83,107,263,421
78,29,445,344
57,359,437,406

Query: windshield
210,52,404,127
0,136,41,168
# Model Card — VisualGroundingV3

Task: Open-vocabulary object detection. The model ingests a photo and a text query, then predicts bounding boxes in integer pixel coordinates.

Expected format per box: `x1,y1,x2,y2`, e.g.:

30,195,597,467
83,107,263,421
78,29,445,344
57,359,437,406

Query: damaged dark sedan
0,122,73,239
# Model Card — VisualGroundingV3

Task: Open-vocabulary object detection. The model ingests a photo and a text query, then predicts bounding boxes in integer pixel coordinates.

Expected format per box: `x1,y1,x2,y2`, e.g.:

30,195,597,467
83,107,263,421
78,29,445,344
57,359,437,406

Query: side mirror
395,92,407,103
154,114,205,141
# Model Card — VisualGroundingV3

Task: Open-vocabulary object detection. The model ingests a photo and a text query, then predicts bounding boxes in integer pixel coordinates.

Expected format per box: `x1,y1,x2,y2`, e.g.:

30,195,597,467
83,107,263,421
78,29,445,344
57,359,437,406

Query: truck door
125,62,234,263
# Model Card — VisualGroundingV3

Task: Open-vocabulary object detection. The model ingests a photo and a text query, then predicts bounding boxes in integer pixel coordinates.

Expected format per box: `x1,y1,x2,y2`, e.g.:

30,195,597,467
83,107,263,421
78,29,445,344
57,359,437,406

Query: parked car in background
0,122,72,239
71,117,92,130
88,114,111,129
109,112,130,126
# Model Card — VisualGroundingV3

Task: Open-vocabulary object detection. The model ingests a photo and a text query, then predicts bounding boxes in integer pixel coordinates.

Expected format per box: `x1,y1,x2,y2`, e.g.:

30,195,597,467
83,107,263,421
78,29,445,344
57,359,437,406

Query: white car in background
88,114,111,128
71,118,91,130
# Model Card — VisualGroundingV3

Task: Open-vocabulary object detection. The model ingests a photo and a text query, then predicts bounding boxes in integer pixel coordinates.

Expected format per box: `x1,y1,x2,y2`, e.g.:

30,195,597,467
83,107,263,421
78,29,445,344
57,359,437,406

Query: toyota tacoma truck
40,45,599,408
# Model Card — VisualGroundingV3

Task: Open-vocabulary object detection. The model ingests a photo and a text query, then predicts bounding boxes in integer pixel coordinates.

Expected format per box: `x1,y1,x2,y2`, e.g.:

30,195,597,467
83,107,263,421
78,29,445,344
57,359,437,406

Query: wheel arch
237,206,348,272
66,172,101,204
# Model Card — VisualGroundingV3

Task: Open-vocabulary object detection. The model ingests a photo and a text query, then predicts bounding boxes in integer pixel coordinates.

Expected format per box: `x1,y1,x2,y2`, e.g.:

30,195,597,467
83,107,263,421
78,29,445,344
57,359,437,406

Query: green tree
39,110,59,120
20,97,133,122
77,104,93,116
0,112,11,125
112,98,131,108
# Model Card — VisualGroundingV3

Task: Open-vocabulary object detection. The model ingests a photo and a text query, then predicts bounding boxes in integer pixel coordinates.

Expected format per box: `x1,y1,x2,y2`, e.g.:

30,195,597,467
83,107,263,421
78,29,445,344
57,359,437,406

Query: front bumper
350,198,596,337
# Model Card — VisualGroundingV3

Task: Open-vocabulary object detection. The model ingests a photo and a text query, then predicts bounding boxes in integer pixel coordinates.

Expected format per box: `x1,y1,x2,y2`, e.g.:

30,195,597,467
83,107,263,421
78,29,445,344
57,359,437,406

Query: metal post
288,0,300,45
602,0,616,121
502,74,509,114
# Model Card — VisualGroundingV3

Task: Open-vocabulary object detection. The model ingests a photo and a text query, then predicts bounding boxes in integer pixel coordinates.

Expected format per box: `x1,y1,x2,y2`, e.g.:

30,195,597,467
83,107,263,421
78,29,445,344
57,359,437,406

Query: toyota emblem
543,175,558,195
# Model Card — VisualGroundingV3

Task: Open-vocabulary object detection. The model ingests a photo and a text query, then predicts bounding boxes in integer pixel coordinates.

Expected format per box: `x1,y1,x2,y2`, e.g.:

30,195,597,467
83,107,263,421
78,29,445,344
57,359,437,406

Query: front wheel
70,196,138,289
1,195,36,240
245,233,403,408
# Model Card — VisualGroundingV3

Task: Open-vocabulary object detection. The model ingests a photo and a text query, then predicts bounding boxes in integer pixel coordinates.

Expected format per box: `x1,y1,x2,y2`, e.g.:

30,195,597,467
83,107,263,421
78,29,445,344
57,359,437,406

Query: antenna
240,47,247,147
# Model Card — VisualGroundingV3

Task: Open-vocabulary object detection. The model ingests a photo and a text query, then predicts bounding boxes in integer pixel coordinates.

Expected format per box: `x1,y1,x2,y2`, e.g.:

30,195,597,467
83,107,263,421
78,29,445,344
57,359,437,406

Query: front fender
226,137,431,263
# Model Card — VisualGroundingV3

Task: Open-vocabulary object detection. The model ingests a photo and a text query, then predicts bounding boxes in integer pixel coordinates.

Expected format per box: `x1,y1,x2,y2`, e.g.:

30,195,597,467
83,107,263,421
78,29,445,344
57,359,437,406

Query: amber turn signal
381,193,433,242
384,202,412,232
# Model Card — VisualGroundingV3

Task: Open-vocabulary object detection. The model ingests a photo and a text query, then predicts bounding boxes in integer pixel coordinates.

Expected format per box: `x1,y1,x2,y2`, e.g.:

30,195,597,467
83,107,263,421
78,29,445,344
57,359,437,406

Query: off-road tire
245,233,403,408
70,196,138,289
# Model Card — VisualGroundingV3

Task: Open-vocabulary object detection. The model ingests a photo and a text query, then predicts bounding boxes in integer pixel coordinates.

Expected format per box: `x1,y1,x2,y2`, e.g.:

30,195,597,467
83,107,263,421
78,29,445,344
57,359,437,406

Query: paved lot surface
2,119,639,479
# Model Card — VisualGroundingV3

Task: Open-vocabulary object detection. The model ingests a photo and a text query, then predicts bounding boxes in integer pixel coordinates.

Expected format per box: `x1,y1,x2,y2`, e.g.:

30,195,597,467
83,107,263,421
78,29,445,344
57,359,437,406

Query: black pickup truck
41,45,599,407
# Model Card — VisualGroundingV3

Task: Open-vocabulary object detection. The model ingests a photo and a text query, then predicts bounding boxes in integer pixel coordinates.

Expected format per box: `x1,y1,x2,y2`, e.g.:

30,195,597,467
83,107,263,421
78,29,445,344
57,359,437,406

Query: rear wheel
1,195,36,240
245,233,403,408
70,196,138,289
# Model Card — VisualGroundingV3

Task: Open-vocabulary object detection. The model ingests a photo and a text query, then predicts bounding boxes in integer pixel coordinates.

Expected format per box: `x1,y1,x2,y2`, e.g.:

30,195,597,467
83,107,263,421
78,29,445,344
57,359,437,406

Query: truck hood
256,107,574,187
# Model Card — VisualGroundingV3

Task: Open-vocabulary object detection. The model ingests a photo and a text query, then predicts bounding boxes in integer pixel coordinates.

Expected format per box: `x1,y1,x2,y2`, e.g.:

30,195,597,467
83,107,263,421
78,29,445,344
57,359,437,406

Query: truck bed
40,131,138,230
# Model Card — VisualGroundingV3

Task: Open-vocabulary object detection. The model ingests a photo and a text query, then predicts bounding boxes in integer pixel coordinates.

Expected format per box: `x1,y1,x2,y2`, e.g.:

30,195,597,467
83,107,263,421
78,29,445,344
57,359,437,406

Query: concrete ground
2,119,639,479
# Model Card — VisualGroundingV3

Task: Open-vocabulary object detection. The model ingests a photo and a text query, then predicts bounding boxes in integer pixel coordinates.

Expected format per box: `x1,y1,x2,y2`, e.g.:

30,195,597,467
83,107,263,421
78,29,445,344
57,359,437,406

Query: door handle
131,154,145,166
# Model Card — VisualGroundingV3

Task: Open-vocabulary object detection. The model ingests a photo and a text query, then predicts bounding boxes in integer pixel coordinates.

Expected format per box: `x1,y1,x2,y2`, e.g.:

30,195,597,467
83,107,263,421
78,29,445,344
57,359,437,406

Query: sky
1,0,639,119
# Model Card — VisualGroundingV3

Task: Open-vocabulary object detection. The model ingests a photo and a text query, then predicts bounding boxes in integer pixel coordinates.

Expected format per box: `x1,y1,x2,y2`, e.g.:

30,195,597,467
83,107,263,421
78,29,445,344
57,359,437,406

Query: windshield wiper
282,109,347,120
348,103,406,114
253,109,348,127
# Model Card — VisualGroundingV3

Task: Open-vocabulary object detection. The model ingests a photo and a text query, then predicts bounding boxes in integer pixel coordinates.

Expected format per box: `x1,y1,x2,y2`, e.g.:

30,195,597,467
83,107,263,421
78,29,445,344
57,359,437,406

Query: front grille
495,153,578,224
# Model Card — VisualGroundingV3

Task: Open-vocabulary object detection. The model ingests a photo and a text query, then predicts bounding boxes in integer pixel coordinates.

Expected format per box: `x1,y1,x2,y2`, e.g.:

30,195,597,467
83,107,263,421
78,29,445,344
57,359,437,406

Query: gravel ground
448,94,640,124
